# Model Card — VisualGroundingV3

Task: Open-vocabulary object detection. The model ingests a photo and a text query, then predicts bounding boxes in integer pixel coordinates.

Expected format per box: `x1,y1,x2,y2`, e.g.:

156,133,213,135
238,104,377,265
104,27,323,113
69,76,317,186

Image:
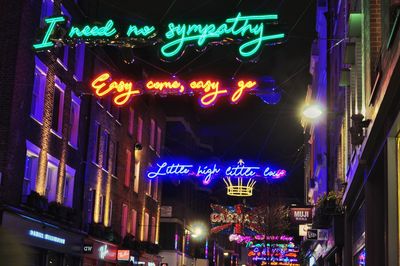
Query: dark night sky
97,0,316,203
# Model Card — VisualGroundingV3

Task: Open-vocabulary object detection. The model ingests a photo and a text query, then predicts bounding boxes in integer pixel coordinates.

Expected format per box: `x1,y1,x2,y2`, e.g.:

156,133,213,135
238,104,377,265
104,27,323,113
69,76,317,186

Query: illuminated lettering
90,74,271,108
146,159,286,186
225,165,260,177
161,12,284,59
197,164,220,184
146,80,185,93
147,162,194,179
91,73,141,105
33,16,66,50
68,20,117,38
189,80,228,107
126,25,155,37
35,13,284,59
231,80,257,103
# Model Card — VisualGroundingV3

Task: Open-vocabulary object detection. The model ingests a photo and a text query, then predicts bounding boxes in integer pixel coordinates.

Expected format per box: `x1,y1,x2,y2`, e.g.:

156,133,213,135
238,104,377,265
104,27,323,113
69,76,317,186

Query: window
31,57,47,122
45,156,59,202
74,44,85,81
121,204,128,238
40,0,53,27
151,216,156,243
137,117,143,143
143,212,149,241
88,189,95,224
134,160,140,193
23,141,40,198
63,166,75,207
128,108,134,136
153,178,158,200
51,77,65,136
69,92,80,147
146,179,152,196
111,140,118,177
131,209,137,236
156,126,162,154
102,131,110,171
93,123,101,164
99,195,105,223
108,200,113,226
125,150,132,187
150,119,156,148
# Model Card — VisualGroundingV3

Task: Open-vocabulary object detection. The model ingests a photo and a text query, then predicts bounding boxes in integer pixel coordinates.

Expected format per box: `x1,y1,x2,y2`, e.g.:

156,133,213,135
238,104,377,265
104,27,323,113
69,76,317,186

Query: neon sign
33,13,284,60
147,160,286,184
28,230,66,245
147,159,285,196
90,73,258,107
210,204,263,235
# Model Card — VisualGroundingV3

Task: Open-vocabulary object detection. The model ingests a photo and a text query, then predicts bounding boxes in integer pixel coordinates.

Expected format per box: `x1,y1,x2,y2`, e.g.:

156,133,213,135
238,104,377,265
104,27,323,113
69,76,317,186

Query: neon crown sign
33,12,285,60
147,159,286,197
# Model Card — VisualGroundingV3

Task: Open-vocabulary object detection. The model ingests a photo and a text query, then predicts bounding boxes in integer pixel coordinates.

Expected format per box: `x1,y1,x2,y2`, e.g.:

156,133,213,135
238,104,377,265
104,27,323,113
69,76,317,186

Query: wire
159,0,178,23
288,0,315,35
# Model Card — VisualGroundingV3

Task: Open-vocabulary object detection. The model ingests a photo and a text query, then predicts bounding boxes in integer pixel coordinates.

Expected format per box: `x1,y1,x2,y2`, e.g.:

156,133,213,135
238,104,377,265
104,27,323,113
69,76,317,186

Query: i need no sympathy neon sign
33,12,285,60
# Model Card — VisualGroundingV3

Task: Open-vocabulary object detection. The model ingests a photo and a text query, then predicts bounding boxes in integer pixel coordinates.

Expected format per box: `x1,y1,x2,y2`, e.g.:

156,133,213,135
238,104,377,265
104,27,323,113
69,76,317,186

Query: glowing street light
302,104,324,120
191,227,204,238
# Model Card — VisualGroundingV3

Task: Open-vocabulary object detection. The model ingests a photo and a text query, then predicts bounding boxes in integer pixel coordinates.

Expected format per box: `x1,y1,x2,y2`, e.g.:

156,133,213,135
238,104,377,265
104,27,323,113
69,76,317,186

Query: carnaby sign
289,207,312,224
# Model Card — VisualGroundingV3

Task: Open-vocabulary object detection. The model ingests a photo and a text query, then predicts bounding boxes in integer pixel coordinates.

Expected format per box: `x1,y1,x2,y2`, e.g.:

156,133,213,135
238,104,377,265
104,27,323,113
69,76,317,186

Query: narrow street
0,0,399,265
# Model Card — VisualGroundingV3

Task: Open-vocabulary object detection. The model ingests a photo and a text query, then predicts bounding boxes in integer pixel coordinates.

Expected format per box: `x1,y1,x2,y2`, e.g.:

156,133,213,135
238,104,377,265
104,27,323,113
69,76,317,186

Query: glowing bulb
302,104,323,119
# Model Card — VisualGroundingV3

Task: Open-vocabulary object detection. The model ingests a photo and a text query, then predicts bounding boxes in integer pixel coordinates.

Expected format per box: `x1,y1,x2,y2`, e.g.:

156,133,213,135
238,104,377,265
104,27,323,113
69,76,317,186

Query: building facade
304,0,400,265
0,0,165,265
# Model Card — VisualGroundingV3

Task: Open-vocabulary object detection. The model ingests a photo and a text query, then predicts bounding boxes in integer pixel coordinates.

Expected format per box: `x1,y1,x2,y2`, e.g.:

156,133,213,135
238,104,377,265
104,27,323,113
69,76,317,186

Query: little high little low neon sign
147,159,286,197
33,12,285,60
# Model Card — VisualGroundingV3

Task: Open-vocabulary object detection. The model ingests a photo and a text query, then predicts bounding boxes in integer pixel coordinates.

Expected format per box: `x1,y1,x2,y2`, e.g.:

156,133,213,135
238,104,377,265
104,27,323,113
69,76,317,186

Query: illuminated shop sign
147,160,286,196
90,73,258,107
117,250,130,261
33,13,284,60
210,204,263,235
98,244,117,261
289,207,313,224
28,230,66,245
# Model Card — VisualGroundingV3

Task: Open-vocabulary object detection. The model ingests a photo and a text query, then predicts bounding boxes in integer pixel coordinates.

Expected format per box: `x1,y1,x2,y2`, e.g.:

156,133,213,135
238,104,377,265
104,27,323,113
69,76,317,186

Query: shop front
0,209,84,266
82,237,118,266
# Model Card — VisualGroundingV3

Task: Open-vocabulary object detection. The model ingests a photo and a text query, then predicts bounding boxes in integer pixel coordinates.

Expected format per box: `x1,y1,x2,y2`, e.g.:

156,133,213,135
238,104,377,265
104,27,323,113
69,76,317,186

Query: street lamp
302,104,324,120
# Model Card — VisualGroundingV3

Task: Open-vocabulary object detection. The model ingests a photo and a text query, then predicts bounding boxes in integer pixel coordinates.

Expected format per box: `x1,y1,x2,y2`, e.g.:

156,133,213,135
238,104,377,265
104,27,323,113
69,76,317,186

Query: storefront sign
298,224,312,237
117,250,130,261
306,229,318,240
28,229,66,245
229,234,294,244
91,73,258,107
289,207,313,224
33,13,285,61
98,244,117,261
210,204,262,235
83,244,93,254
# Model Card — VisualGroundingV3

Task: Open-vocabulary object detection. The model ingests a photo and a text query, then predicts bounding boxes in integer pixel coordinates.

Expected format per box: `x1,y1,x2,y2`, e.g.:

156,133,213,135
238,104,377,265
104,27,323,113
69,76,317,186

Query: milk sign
290,207,312,224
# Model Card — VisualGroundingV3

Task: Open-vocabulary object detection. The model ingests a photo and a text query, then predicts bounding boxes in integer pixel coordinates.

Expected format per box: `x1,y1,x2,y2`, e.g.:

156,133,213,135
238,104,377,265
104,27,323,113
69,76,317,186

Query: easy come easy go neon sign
33,12,285,60
91,72,258,107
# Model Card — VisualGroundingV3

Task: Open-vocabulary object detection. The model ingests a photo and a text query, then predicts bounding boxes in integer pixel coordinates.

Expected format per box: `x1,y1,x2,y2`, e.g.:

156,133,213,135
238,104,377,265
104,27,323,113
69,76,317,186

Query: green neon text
68,20,117,38
33,16,66,50
126,25,155,37
161,12,284,58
